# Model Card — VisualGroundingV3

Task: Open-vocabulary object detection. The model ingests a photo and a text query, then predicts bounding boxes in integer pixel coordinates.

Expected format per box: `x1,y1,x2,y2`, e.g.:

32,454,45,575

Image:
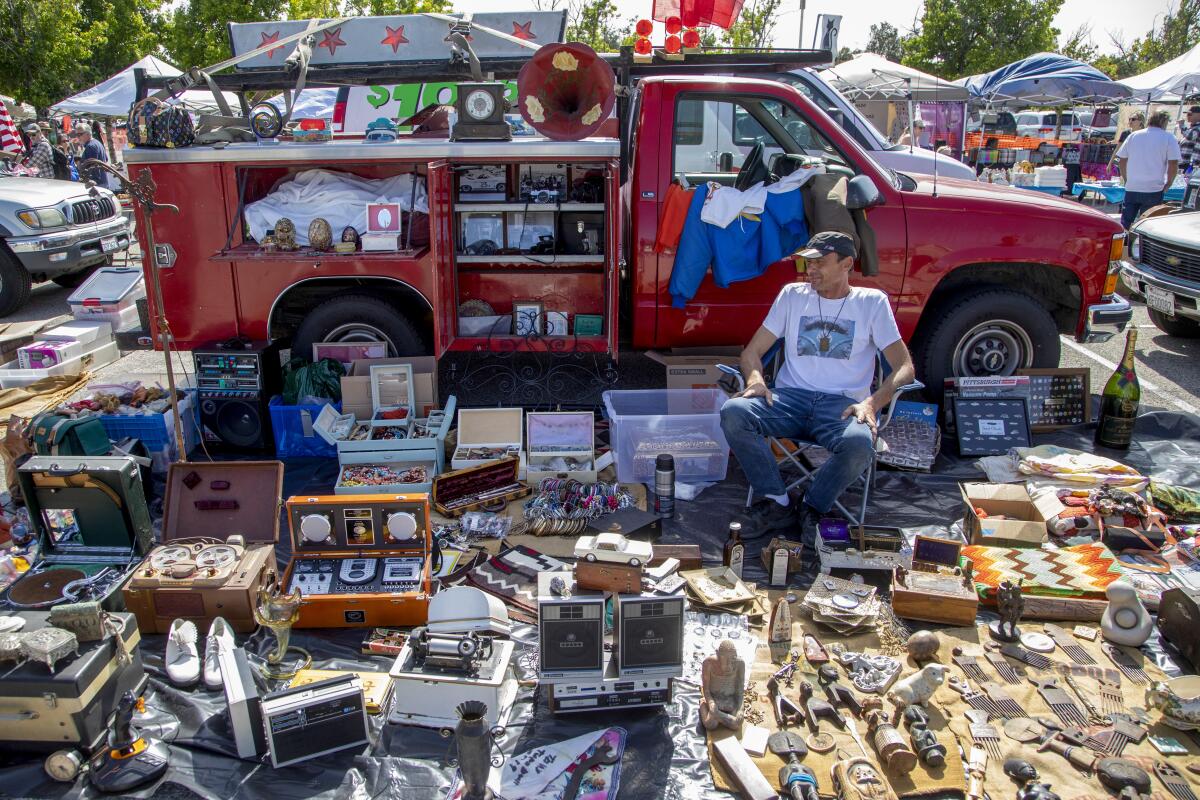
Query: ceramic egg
308,217,333,251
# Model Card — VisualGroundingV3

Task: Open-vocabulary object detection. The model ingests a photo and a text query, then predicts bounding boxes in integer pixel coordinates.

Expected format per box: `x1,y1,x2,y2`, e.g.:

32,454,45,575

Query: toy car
574,533,653,568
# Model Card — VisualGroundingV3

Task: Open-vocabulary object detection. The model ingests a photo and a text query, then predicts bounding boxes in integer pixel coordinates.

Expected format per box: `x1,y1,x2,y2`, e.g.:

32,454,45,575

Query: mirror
718,152,734,172
825,106,845,128
846,175,883,210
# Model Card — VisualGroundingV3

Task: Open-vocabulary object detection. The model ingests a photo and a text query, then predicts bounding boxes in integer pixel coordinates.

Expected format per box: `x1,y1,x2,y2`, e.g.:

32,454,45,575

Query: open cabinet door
606,158,621,362
428,160,456,355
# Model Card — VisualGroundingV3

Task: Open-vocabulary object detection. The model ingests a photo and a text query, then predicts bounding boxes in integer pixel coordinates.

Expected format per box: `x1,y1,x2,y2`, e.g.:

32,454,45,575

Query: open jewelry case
432,456,530,517
526,411,597,483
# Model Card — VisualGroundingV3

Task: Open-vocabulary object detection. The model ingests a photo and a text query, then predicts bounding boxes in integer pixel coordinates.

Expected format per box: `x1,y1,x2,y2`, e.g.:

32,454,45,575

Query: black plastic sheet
3,412,1200,799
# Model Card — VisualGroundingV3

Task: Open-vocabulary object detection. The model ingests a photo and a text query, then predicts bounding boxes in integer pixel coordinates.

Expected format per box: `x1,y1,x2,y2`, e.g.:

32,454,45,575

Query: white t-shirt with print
761,283,902,402
1116,127,1182,193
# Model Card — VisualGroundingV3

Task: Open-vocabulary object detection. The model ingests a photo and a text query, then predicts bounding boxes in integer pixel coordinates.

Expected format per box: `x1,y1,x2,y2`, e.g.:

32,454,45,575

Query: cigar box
891,535,978,626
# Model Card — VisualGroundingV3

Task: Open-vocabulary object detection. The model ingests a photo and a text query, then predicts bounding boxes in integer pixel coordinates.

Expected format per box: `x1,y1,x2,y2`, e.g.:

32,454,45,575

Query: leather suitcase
123,461,284,633
0,611,146,753
9,456,153,612
1158,587,1200,672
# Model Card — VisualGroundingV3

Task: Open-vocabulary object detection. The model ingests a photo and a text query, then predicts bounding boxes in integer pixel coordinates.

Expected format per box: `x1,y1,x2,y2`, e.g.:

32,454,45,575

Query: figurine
700,640,746,732
906,630,941,664
887,663,948,708
1101,579,1153,647
447,701,504,800
339,225,361,252
1146,676,1200,731
308,218,333,251
253,586,311,679
903,706,947,767
990,579,1024,643
1004,758,1039,783
867,711,918,773
273,218,298,251
1017,782,1061,800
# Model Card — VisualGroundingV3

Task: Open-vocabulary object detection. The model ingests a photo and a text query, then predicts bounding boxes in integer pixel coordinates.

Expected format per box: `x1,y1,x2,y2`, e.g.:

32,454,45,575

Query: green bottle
1095,329,1140,449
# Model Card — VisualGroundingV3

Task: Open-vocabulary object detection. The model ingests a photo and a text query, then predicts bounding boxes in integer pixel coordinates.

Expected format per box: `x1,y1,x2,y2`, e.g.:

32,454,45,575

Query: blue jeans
1121,189,1164,229
720,387,876,513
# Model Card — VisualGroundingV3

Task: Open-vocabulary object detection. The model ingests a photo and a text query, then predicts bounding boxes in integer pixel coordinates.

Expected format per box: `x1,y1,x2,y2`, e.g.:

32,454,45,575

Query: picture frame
544,311,568,336
512,301,544,337
313,341,387,372
366,202,402,234
952,396,1032,456
573,314,603,336
1016,367,1091,431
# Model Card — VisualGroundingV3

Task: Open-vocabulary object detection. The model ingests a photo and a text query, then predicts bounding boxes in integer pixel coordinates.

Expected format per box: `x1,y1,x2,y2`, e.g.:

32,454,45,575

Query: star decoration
511,20,536,40
380,25,408,53
259,31,283,59
318,27,346,56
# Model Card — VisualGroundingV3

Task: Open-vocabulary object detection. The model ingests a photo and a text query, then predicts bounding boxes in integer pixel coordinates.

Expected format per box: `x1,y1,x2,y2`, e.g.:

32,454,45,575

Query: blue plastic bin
97,390,197,461
269,396,339,459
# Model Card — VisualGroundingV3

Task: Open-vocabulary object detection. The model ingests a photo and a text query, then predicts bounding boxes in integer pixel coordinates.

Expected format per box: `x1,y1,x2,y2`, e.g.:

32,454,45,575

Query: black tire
292,293,424,358
913,287,1060,394
0,250,33,317
51,264,100,290
1147,308,1200,338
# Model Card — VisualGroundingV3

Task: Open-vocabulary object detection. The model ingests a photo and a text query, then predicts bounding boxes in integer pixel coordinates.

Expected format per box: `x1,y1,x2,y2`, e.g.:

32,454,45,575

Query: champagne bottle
1095,329,1140,449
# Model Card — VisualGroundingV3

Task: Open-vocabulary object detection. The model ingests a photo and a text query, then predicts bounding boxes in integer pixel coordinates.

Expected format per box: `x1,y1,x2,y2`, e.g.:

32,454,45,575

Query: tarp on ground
50,55,240,118
1120,41,1200,102
822,53,970,102
957,51,1132,106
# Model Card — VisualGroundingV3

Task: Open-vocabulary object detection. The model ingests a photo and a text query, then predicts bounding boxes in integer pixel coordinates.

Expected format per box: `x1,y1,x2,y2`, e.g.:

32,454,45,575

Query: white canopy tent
0,93,35,120
1120,42,1200,103
50,55,239,117
821,53,969,102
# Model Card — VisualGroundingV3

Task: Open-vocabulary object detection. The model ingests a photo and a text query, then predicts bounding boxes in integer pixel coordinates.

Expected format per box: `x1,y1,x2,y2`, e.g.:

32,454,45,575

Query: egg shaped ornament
309,217,333,251
274,217,298,251
341,226,361,247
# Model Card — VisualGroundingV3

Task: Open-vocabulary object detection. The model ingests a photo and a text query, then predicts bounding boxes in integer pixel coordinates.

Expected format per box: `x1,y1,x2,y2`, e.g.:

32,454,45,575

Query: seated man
720,231,916,540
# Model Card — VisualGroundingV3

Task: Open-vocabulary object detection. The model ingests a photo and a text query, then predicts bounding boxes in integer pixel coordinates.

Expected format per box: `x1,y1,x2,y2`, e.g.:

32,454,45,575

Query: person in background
896,118,926,148
22,123,55,179
1180,105,1200,174
1115,111,1180,229
1108,112,1144,175
70,122,107,185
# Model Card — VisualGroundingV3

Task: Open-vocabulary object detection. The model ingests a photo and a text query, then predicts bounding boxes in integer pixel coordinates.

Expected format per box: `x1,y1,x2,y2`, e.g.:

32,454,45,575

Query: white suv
1015,112,1083,141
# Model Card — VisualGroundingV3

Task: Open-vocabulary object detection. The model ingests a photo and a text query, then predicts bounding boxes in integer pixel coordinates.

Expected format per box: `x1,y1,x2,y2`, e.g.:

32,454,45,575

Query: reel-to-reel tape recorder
143,536,249,587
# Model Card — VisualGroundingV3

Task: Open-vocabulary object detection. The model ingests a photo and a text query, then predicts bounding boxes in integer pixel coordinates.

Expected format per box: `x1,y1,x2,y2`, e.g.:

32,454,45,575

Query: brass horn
517,42,616,141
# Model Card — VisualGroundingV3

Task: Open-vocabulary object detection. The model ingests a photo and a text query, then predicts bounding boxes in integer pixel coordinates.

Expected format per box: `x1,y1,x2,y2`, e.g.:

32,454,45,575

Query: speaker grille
617,597,683,672
539,600,603,674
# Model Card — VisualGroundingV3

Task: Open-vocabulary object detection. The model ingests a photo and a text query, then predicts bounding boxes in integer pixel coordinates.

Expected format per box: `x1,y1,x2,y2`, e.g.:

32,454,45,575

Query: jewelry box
891,535,978,626
526,411,597,483
451,408,526,477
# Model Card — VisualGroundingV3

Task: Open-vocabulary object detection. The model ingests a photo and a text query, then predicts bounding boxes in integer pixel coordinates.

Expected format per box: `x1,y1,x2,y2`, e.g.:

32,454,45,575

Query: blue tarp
957,52,1132,106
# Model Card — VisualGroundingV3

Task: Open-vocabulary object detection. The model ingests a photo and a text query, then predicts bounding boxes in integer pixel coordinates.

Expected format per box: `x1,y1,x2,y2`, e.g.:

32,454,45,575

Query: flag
0,103,23,155
651,0,745,29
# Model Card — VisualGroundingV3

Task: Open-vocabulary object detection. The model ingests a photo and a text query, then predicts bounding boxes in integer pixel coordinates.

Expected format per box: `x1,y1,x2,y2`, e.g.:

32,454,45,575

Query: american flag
0,103,23,155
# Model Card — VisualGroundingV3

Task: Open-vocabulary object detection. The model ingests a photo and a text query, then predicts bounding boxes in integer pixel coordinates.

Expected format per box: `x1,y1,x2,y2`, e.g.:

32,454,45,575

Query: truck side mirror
825,106,845,128
846,175,883,210
718,152,734,172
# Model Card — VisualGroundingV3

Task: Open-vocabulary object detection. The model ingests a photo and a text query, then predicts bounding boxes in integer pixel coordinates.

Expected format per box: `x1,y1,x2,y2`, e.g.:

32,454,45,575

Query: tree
901,0,1064,79
720,0,781,50
0,0,99,111
1058,23,1098,64
865,22,903,62
79,0,163,87
565,0,633,52
1091,0,1199,78
836,47,859,64
163,0,285,68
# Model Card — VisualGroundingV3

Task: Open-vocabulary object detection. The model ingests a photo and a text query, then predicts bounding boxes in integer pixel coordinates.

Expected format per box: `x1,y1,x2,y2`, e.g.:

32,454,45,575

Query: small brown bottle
723,522,745,578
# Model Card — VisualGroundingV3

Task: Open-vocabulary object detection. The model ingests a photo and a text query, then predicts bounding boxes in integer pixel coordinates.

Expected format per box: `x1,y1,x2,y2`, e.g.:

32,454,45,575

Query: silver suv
0,176,131,316
1123,210,1200,337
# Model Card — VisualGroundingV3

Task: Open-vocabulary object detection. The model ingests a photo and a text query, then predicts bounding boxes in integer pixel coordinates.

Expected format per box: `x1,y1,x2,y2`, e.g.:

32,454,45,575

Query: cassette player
282,494,433,628
123,462,284,633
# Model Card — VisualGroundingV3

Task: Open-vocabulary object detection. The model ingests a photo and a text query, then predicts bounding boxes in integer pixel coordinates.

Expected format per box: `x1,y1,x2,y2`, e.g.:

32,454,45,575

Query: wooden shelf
211,244,427,262
455,254,604,265
454,203,605,212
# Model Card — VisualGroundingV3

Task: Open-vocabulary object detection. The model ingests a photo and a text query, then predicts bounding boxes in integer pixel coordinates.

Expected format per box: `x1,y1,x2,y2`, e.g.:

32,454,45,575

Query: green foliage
720,0,781,50
162,0,285,69
836,46,859,64
901,0,1063,79
80,0,163,86
1058,23,1098,64
565,0,633,52
0,0,99,110
865,22,904,62
1090,0,1199,78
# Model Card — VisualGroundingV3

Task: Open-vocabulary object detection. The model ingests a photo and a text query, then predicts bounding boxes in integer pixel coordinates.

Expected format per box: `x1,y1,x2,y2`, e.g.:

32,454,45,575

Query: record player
282,494,433,628
8,456,153,612
122,462,284,633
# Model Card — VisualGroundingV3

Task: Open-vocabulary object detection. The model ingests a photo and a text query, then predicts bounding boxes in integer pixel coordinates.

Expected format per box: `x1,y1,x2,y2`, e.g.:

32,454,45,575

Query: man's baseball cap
796,231,857,260
22,123,39,134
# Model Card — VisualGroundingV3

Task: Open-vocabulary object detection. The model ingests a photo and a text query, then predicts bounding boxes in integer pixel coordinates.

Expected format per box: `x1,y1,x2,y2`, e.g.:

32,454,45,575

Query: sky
450,0,1176,61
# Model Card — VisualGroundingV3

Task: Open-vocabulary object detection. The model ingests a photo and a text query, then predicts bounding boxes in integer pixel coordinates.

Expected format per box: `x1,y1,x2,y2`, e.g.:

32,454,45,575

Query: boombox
123,462,284,633
194,340,283,452
282,494,433,628
1158,587,1200,673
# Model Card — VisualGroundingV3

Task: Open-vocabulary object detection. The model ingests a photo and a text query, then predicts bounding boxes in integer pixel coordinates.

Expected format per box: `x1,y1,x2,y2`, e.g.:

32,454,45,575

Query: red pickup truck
126,51,1131,395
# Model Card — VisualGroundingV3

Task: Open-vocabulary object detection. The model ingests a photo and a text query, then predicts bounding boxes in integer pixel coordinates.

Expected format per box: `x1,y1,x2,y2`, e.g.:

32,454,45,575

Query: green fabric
282,357,345,405
29,413,110,457
1152,480,1200,524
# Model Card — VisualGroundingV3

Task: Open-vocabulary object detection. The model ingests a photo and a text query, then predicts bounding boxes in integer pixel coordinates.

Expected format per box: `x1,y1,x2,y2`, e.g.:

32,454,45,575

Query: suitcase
0,611,146,753
9,456,153,611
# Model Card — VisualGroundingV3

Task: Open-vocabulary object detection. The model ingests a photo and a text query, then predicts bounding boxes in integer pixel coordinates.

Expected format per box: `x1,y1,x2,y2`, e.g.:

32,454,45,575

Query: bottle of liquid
653,454,675,518
723,522,745,578
1095,329,1140,449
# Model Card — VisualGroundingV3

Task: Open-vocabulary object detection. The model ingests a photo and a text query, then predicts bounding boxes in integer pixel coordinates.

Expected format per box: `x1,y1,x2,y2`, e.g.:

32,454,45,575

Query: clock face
465,89,496,121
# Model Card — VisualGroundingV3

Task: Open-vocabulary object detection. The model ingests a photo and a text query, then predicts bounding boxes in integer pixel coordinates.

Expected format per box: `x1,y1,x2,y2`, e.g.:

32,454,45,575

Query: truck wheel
51,265,99,290
293,294,424,358
0,251,33,317
914,288,1059,391
1147,308,1200,338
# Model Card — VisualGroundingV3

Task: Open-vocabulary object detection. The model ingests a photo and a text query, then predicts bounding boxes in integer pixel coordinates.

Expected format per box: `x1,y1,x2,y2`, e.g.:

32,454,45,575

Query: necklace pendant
818,335,830,354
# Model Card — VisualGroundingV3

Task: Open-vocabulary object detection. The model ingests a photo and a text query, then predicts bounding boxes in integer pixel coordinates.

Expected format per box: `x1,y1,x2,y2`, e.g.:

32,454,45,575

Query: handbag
29,413,111,457
127,98,195,149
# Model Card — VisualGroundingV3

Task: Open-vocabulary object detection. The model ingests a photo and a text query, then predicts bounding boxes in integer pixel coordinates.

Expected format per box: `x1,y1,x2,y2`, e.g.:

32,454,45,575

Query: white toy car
574,533,653,568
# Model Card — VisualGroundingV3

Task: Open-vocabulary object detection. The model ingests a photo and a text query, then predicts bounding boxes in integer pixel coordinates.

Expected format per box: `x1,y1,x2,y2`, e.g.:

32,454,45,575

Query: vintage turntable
122,462,284,633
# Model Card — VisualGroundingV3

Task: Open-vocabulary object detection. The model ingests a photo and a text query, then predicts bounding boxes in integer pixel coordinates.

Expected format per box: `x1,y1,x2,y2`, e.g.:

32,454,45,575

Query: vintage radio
193,340,283,452
891,536,978,626
0,610,146,753
432,456,530,517
538,596,606,680
282,493,433,628
8,455,153,612
614,595,684,677
261,675,370,768
1157,588,1200,673
122,462,285,633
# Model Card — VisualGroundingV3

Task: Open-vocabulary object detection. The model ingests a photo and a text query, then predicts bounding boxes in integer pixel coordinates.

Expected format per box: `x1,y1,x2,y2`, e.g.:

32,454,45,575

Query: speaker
1158,588,1200,673
616,596,684,676
538,597,604,679
194,340,282,453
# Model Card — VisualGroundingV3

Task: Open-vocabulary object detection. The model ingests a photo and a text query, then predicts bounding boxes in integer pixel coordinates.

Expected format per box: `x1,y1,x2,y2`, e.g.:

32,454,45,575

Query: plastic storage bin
269,396,339,459
68,267,146,330
601,388,730,484
0,340,120,389
97,391,197,459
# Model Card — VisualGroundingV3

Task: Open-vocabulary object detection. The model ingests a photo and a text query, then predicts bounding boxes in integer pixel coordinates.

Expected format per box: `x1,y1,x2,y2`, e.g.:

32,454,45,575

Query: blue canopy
957,52,1131,106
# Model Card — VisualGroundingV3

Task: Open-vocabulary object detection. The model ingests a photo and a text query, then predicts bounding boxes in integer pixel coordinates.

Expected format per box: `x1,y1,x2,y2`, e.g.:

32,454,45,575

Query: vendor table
1073,182,1187,204
1012,184,1067,197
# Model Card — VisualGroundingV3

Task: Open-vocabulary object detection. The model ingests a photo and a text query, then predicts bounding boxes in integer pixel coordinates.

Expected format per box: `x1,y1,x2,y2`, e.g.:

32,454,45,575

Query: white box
362,234,400,252
0,340,120,389
458,315,511,337
39,319,113,347
526,411,597,483
318,396,456,477
17,339,83,370
451,407,526,477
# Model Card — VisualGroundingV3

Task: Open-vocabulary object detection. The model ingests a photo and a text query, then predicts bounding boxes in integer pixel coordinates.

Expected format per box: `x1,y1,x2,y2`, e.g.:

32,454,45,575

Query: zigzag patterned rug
962,542,1124,602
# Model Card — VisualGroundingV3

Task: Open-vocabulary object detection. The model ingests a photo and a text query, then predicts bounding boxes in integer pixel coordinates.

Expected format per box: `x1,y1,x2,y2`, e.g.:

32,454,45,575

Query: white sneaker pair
165,618,234,689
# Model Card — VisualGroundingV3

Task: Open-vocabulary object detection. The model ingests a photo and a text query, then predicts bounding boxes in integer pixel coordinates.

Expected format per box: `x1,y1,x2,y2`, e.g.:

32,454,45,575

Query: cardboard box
341,357,438,421
961,482,1062,548
646,349,740,391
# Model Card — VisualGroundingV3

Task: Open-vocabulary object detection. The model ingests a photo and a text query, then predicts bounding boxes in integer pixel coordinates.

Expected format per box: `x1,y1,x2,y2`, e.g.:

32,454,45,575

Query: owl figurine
308,217,333,251
273,217,298,251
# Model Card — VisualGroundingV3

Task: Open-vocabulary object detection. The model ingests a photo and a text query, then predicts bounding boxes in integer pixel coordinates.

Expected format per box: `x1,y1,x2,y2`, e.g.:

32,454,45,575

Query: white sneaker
203,617,235,690
165,619,200,687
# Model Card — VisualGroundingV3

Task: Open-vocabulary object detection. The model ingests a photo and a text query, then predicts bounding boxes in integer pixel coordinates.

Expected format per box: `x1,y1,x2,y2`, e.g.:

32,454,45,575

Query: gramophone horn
517,42,616,141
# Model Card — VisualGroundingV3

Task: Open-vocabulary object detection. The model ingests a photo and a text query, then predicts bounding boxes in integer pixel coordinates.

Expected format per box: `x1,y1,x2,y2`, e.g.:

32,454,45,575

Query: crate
98,391,197,471
601,388,730,484
269,396,339,459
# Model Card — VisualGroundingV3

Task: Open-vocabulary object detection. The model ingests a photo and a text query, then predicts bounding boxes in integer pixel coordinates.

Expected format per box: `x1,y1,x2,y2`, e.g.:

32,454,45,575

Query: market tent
821,53,968,102
957,52,1131,106
1120,42,1200,102
50,55,239,117
0,93,35,121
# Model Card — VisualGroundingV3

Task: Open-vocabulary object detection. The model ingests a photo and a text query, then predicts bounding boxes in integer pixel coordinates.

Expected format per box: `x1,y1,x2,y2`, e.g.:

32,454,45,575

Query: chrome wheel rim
323,322,396,355
953,321,1033,376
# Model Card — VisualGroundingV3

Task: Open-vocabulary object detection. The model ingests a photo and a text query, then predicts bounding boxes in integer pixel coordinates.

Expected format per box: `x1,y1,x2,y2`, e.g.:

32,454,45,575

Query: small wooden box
574,559,643,594
891,535,978,626
650,544,701,572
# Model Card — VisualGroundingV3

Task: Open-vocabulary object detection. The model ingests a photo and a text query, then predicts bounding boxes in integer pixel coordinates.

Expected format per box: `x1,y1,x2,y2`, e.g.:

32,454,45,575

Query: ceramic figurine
1101,579,1153,647
308,217,333,251
700,640,746,732
273,217,298,251
990,579,1024,643
906,630,941,664
1004,758,1039,783
887,663,948,708
1146,676,1200,731
339,225,361,253
1017,783,1061,800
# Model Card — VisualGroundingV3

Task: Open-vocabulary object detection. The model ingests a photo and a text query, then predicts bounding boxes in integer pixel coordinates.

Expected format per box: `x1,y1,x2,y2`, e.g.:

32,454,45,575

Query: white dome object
427,586,511,636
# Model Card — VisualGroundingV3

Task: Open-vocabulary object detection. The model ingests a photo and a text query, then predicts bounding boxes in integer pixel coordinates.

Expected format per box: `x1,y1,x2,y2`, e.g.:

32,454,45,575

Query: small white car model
574,533,653,568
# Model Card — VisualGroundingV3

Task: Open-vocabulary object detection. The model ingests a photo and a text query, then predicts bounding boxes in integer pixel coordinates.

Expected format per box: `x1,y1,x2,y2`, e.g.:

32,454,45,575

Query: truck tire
1147,308,1200,338
292,294,424,358
0,250,33,317
914,288,1060,392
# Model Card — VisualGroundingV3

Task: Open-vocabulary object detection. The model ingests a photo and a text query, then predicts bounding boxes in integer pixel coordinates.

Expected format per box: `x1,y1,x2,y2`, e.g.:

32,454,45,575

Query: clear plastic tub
0,340,120,388
601,388,730,484
68,267,145,329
